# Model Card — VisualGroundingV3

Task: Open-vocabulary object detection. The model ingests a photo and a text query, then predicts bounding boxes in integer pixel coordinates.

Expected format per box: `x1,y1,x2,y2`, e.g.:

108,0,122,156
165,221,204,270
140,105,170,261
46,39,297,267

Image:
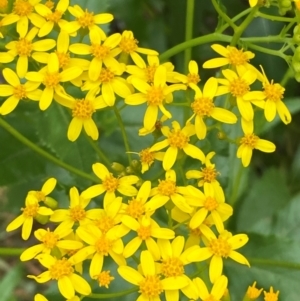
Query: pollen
228,78,249,97
94,216,114,234
90,44,110,60
146,86,164,106
22,203,39,218
187,73,200,85
13,85,27,99
139,148,155,166
191,97,214,116
13,0,33,16
16,38,33,57
49,257,74,279
145,65,157,83
119,36,138,54
168,129,189,149
137,225,151,240
46,10,62,23
240,133,259,149
139,275,163,298
157,179,177,196
98,68,115,83
102,174,119,193
69,205,86,222
201,166,218,183
72,99,95,119
44,0,55,9
209,237,231,258
95,270,114,288
95,235,113,256
227,47,249,66
42,229,59,249
55,51,70,69
126,198,145,219
263,82,284,102
161,257,184,277
43,72,61,88
204,196,219,211
77,9,95,28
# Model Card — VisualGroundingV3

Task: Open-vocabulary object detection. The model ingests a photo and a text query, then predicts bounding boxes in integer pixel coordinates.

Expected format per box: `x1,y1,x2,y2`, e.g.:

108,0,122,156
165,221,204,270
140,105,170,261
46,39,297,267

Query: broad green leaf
0,264,22,301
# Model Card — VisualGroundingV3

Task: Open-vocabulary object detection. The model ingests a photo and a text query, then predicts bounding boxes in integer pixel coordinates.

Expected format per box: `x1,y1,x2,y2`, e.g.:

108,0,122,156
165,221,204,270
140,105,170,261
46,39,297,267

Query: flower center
72,99,95,119
187,73,200,85
204,295,217,301
191,97,214,116
137,225,151,240
34,191,46,202
146,86,164,106
42,229,59,249
161,257,184,277
69,205,86,222
47,10,62,23
94,215,114,234
90,44,110,60
43,72,61,88
119,36,138,53
228,78,249,97
95,235,113,255
157,179,176,196
247,282,262,299
98,68,115,83
209,237,231,257
49,258,74,279
13,84,27,99
263,82,284,102
16,38,33,56
77,10,94,27
240,133,259,149
145,65,157,83
139,275,163,298
13,0,33,16
201,166,218,183
0,0,7,9
126,198,145,219
168,129,189,149
264,291,279,301
95,270,114,288
22,203,39,217
139,148,155,166
227,48,249,66
102,174,119,193
55,51,70,68
204,196,219,211
189,226,203,237
44,0,55,9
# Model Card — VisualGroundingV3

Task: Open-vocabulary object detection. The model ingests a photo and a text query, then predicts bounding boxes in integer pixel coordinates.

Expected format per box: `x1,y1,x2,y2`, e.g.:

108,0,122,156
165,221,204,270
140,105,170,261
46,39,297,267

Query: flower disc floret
240,133,259,149
95,236,113,256
146,86,164,106
204,196,219,211
72,99,95,119
49,257,74,279
69,205,86,221
209,237,231,258
16,38,33,56
102,174,120,192
77,9,95,27
139,275,164,297
192,96,215,116
158,179,177,196
168,128,189,148
229,78,249,97
42,230,59,249
161,257,184,277
13,0,33,16
126,199,145,219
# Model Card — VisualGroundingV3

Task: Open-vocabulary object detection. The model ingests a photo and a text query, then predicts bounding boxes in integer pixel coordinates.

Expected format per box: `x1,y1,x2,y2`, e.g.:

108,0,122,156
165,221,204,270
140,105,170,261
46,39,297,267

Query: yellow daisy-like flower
189,79,237,139
188,229,249,283
20,225,82,261
150,120,205,170
138,114,168,136
34,293,80,301
28,254,91,299
246,281,263,300
125,65,186,130
134,147,164,174
174,60,201,87
115,30,159,68
121,215,174,260
94,270,114,288
0,68,41,115
28,177,57,203
193,275,228,301
118,250,189,301
81,162,139,205
263,287,279,301
249,0,259,7
25,52,83,110
6,194,53,240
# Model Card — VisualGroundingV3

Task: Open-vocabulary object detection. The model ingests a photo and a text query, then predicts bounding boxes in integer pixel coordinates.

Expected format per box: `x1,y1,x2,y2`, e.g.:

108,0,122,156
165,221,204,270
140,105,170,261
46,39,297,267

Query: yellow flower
35,293,80,301
189,79,237,139
249,0,259,7
135,147,164,174
6,194,53,240
81,162,139,205
94,270,114,288
28,254,91,299
25,52,83,110
125,65,186,130
118,250,189,301
28,177,57,203
0,68,41,115
188,229,249,282
174,60,201,87
263,287,279,301
294,0,300,10
150,120,205,170
246,281,263,300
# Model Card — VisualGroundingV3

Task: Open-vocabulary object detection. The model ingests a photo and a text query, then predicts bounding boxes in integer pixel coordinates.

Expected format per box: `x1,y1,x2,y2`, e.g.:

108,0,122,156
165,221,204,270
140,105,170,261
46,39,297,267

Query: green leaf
0,264,22,301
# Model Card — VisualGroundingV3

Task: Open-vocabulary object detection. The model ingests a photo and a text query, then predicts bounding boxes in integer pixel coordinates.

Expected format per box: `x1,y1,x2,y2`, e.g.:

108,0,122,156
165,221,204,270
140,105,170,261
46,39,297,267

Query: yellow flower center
72,99,95,119
16,38,33,56
22,203,39,217
69,205,86,222
264,290,279,301
204,196,218,211
227,48,249,66
139,275,163,298
77,10,94,27
191,97,214,116
189,226,202,237
0,0,8,9
44,0,55,10
145,65,157,83
94,215,114,234
13,0,33,16
263,82,284,102
204,295,217,301
161,257,184,277
47,10,62,23
102,174,119,193
137,225,151,240
43,72,61,88
35,191,46,202
49,258,74,279
201,166,218,183
157,179,176,196
119,36,138,53
240,133,259,149
96,270,114,288
42,229,59,249
209,237,231,257
90,44,110,60
168,129,189,149
13,84,27,99
55,51,70,68
98,68,115,83
146,86,164,106
229,78,249,97
139,148,155,166
247,282,262,299
126,198,145,219
95,235,113,255
187,73,200,85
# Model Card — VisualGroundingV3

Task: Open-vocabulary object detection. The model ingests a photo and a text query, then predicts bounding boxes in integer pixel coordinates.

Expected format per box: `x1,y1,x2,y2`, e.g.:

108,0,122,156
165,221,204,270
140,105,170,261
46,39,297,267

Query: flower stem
86,287,138,299
0,248,24,256
184,0,195,73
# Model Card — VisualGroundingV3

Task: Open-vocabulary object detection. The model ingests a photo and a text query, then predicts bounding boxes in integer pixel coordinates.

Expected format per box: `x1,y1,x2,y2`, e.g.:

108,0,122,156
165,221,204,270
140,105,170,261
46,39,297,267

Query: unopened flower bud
44,197,58,210
35,214,49,225
111,162,125,172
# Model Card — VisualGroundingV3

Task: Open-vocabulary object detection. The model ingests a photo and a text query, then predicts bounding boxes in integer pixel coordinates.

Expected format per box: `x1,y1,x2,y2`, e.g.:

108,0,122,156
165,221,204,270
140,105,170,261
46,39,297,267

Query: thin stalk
87,287,138,299
184,0,195,73
0,248,24,256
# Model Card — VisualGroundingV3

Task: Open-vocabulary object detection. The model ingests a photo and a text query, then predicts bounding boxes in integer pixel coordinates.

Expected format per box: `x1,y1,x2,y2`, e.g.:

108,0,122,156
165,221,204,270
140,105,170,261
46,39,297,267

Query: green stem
0,117,97,183
249,257,300,270
256,12,296,22
86,287,138,299
247,42,288,60
280,67,293,86
184,0,195,73
228,163,244,207
0,248,24,256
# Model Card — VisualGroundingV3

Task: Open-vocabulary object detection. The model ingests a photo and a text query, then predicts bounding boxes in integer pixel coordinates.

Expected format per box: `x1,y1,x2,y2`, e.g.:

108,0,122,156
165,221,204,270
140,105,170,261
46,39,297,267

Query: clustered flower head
2,0,288,300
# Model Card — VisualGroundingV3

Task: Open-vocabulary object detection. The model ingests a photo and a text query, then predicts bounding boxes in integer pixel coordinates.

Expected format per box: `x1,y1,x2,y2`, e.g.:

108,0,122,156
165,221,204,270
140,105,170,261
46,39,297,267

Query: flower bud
44,197,58,210
111,162,125,172
35,214,49,225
